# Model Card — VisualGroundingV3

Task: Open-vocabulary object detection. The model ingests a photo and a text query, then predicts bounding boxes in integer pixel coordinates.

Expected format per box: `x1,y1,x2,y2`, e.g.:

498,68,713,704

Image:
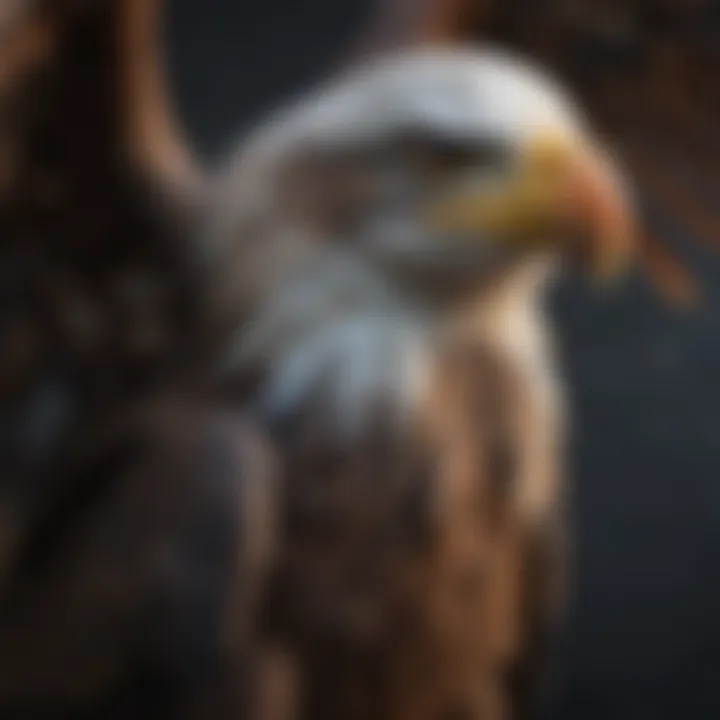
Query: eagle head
212,46,635,316
211,47,636,433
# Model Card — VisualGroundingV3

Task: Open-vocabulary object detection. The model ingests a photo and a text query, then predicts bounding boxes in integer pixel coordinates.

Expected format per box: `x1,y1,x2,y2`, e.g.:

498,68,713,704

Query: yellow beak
427,133,636,281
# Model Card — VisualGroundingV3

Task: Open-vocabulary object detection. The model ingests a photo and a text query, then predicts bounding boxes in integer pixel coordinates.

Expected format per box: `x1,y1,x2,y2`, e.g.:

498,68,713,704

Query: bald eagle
205,47,635,720
1,0,697,717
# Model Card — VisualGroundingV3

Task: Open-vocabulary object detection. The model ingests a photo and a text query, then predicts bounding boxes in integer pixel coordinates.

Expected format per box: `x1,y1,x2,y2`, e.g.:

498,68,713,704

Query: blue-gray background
166,2,720,717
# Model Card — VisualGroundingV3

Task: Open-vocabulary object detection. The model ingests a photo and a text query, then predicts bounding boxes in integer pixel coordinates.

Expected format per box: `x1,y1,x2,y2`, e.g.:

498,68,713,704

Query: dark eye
470,138,514,169
394,131,512,178
441,135,512,167
425,137,481,169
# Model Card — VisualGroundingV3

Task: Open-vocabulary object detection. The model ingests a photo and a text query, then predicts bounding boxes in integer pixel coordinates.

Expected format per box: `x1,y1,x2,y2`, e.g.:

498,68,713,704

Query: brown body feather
220,333,563,720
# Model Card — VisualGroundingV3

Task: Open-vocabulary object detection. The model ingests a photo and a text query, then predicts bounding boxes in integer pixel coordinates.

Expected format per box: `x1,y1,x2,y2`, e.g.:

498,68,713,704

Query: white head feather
215,47,579,439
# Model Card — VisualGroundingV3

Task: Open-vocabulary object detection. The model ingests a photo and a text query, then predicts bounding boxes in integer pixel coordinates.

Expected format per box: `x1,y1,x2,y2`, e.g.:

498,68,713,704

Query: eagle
202,47,635,720
0,2,644,719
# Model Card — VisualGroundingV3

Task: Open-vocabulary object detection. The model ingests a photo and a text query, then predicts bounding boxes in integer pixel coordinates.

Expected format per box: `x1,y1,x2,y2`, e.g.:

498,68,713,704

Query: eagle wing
0,2,263,716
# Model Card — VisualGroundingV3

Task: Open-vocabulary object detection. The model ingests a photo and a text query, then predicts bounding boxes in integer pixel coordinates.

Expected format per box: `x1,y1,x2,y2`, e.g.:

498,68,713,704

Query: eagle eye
396,132,513,179
434,137,508,169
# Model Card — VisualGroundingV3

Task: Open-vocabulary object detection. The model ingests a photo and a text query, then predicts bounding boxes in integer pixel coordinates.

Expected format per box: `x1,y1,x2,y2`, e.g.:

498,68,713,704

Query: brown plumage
246,337,564,720
0,2,639,720
0,2,245,717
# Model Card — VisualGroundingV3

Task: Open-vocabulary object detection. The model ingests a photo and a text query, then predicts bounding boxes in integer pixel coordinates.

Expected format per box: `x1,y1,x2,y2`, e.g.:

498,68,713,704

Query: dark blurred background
167,1,720,718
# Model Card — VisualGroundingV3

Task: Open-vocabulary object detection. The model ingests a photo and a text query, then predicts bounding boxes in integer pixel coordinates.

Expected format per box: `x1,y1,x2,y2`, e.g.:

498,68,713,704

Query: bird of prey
205,47,635,720
0,0,642,717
